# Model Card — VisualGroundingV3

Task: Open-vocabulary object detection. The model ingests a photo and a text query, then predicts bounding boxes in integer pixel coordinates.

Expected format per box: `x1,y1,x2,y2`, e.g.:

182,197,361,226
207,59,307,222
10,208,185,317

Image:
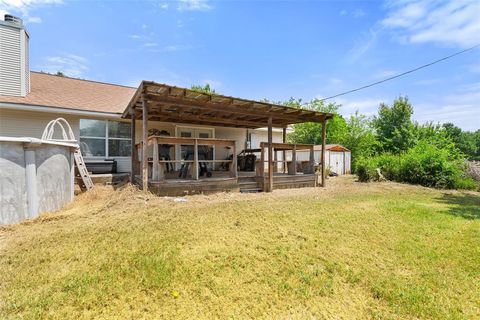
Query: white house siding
0,108,81,139
0,108,133,172
1,108,284,173
0,21,29,96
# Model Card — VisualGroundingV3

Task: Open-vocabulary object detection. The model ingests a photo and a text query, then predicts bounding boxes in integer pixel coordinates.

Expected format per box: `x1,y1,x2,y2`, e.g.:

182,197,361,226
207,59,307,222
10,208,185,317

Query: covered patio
122,81,333,195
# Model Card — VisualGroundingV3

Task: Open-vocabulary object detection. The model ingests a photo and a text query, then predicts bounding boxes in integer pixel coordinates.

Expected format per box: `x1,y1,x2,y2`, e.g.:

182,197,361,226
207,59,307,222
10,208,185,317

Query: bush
355,141,479,190
355,157,378,182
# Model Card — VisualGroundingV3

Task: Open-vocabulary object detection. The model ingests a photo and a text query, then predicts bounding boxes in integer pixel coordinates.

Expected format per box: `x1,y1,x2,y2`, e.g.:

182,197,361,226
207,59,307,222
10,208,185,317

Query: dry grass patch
1,176,479,319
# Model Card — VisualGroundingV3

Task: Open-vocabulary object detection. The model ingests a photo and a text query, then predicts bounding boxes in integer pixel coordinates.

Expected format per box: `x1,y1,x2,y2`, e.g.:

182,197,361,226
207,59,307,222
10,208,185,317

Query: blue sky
1,0,479,130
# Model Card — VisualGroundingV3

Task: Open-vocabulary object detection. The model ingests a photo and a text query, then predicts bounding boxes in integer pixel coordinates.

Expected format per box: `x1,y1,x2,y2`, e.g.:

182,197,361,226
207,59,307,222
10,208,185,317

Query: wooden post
130,108,136,183
282,127,287,173
152,137,159,181
193,139,199,180
274,150,278,173
267,117,273,192
142,95,149,191
308,145,315,174
321,118,327,187
260,144,265,177
289,144,297,175
230,142,238,178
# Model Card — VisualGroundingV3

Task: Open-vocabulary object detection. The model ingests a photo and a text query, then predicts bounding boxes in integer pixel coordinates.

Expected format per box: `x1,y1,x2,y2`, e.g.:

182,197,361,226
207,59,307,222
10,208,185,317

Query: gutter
0,102,123,119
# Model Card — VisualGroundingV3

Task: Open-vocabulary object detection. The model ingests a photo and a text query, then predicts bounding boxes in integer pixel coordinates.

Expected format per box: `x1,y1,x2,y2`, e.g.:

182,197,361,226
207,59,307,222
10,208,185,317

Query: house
0,15,333,195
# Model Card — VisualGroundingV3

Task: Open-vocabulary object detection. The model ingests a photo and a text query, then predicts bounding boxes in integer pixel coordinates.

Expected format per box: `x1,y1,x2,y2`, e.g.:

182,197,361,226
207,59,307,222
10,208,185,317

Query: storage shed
296,144,351,175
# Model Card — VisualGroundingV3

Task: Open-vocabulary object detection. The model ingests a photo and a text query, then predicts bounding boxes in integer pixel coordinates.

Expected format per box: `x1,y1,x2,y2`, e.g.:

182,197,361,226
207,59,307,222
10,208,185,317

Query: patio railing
136,136,237,182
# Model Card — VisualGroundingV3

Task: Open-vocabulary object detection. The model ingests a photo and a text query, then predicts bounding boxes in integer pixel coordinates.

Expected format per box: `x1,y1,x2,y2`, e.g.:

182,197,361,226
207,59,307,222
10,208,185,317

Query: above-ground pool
0,119,78,225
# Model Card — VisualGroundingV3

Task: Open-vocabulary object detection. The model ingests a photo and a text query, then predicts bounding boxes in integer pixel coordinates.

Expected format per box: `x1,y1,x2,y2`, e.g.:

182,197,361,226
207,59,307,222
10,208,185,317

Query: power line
319,44,480,101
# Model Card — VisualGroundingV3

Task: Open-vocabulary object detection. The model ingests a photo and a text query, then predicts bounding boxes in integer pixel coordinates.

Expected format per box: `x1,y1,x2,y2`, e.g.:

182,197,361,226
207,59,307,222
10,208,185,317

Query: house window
80,119,131,158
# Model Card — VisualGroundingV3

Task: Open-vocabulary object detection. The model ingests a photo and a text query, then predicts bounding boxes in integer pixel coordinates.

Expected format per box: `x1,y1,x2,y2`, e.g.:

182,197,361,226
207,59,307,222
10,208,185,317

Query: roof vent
4,14,23,26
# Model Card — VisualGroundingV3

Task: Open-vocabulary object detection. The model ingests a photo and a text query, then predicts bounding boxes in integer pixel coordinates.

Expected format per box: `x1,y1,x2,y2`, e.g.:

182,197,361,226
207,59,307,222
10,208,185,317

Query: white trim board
0,102,123,119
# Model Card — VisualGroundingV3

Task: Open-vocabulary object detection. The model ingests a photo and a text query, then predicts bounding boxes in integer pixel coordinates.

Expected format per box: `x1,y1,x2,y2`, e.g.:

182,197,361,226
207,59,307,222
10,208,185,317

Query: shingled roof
0,72,136,114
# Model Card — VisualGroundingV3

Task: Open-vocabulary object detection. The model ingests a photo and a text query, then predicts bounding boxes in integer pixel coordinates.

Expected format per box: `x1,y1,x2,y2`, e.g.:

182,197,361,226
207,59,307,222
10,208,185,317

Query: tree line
286,96,479,190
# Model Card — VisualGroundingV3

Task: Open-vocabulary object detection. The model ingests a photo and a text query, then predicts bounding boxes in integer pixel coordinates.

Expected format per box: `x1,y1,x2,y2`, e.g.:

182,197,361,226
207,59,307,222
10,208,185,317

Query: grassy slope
1,177,479,319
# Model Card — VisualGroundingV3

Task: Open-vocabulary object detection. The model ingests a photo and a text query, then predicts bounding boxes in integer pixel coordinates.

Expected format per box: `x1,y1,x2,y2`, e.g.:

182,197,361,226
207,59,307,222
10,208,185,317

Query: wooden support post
267,117,273,192
308,145,315,174
130,108,136,183
152,137,159,181
193,139,199,180
260,145,265,177
282,127,287,173
230,142,237,178
274,150,278,173
289,144,297,175
142,95,149,191
321,118,327,187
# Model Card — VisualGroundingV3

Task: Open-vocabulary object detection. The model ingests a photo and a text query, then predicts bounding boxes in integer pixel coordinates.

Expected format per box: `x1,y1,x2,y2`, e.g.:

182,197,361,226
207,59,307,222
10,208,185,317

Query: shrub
355,141,479,190
355,157,378,182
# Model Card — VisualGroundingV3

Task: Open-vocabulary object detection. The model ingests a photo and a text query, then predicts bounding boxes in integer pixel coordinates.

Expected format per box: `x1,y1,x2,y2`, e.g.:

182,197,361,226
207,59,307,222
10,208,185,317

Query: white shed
296,144,351,175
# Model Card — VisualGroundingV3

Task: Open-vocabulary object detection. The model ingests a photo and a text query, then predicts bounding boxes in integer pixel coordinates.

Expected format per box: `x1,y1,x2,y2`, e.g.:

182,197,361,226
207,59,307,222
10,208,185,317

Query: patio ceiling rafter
122,81,334,129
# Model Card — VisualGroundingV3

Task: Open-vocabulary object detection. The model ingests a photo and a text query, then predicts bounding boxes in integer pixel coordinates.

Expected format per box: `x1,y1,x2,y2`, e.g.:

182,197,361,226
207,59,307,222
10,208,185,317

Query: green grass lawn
1,176,479,319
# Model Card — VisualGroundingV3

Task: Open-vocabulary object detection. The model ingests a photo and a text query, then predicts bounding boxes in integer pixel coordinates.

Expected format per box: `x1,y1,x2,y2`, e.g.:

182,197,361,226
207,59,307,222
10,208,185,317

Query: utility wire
319,44,480,101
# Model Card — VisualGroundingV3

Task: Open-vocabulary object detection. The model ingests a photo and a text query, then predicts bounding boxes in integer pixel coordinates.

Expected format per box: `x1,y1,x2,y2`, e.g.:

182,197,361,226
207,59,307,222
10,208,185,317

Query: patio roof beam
136,93,327,123
147,111,269,128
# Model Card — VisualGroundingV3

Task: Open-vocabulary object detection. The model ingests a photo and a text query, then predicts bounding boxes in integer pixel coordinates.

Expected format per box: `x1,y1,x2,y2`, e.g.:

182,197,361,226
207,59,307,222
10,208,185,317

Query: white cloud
345,27,379,62
0,0,62,23
415,86,480,130
158,2,168,10
336,97,385,117
146,44,193,53
352,9,366,18
26,15,41,23
372,69,397,79
382,0,480,48
339,8,366,18
37,53,89,78
143,42,158,47
412,78,441,86
178,0,212,12
468,62,480,74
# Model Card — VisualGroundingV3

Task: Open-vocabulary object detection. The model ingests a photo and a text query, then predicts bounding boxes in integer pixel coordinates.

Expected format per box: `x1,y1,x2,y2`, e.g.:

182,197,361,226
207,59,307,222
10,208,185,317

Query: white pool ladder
42,118,94,191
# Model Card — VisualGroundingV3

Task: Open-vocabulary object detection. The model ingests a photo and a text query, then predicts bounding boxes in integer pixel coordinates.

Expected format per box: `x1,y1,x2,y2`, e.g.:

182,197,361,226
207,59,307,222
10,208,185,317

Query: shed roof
313,144,350,152
122,81,334,129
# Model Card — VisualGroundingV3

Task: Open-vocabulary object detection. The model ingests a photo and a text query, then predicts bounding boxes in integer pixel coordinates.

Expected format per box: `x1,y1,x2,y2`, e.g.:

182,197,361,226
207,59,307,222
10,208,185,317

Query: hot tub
0,137,77,225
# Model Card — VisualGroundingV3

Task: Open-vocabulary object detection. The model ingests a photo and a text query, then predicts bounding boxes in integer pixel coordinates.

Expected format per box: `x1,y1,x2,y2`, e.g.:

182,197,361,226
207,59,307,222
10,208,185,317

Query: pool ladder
41,117,94,192
74,148,94,191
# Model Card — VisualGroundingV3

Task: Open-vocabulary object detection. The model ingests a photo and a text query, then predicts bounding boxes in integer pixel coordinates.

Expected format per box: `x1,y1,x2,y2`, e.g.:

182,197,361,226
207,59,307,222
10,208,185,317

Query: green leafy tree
372,96,415,153
343,111,379,168
442,123,477,159
475,130,480,160
287,98,347,144
191,83,216,94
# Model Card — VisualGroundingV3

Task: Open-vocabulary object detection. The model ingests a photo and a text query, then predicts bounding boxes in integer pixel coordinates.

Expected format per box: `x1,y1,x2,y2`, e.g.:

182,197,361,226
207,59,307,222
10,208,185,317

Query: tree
442,123,477,159
343,111,378,164
287,98,347,144
191,83,215,94
372,96,415,153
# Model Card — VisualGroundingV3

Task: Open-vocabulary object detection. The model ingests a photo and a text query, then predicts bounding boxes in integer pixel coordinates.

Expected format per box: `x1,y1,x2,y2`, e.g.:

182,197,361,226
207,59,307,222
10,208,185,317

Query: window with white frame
80,119,131,158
